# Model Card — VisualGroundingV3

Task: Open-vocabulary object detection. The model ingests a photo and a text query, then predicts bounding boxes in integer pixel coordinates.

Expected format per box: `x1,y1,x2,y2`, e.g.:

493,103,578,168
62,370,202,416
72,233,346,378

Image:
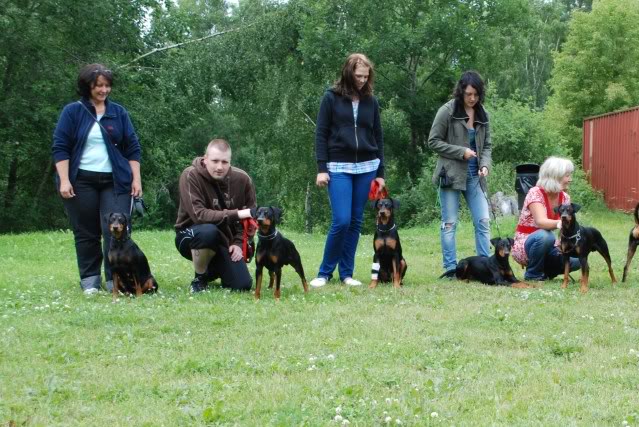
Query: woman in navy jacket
52,63,142,294
310,53,385,288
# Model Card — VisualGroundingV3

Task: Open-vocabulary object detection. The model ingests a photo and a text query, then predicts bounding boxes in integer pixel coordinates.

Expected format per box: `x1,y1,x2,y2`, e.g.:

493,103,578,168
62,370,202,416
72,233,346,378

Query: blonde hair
205,139,231,156
537,156,574,193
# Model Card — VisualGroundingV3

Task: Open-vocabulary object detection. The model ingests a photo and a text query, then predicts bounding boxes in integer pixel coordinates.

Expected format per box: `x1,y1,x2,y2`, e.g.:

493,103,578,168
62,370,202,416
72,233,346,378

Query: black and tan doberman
370,198,407,289
622,202,639,282
106,212,158,300
556,203,616,293
455,237,531,288
254,206,308,300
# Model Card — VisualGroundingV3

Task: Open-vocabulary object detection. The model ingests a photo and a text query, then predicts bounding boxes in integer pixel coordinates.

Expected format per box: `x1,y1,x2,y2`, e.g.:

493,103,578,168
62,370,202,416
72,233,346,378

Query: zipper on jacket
354,116,359,163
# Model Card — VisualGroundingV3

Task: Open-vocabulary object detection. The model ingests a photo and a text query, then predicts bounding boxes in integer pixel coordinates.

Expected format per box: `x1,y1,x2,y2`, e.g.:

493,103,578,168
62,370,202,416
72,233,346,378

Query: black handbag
439,167,453,188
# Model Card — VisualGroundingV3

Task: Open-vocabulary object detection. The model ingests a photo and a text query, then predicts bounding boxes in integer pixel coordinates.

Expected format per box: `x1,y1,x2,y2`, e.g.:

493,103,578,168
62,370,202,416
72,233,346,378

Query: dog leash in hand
242,218,258,262
368,180,388,201
476,176,502,238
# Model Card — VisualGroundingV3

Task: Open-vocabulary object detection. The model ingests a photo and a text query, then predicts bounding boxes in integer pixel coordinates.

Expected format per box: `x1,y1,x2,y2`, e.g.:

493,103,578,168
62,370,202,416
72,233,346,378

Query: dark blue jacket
52,98,141,195
315,90,385,178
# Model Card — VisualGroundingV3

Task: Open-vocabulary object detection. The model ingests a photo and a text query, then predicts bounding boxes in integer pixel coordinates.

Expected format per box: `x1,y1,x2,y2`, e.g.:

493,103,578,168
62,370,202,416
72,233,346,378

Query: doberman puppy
622,202,639,282
556,203,617,293
455,237,531,287
106,212,158,300
254,206,308,300
369,198,407,289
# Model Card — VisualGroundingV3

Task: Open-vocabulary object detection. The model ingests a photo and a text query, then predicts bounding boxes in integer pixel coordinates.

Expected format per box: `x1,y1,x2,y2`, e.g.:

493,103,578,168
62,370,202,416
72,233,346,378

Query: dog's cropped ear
572,203,581,213
104,212,115,224
490,237,500,247
508,237,514,246
271,207,282,224
392,198,400,209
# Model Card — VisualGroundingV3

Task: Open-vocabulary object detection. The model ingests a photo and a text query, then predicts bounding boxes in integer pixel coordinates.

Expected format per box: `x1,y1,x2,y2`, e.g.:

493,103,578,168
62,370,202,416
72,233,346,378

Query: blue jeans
524,229,581,280
317,170,376,281
439,174,491,272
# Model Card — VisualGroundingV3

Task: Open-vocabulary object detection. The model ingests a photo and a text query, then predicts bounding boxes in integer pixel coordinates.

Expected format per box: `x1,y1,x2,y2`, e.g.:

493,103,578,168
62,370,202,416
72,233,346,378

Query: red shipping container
583,106,639,211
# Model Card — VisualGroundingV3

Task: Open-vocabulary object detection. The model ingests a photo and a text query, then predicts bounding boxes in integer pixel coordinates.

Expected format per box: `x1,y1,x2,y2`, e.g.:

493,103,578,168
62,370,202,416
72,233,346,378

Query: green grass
2,209,639,426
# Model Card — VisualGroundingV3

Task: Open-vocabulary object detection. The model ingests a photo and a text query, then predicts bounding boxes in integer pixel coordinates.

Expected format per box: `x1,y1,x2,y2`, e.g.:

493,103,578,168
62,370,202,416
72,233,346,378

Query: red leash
368,180,389,200
241,218,258,262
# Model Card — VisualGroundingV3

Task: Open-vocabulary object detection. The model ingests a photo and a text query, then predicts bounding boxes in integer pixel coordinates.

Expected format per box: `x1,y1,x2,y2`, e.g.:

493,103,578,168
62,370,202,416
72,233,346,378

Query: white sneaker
343,277,362,286
83,288,99,296
309,277,328,288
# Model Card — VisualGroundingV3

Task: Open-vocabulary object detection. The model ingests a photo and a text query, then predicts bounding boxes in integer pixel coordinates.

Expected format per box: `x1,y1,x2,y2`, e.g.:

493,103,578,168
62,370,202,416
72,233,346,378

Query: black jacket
315,90,385,178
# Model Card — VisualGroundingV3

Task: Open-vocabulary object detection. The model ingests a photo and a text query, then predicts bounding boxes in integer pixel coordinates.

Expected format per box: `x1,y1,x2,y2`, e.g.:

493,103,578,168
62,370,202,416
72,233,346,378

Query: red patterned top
512,186,570,266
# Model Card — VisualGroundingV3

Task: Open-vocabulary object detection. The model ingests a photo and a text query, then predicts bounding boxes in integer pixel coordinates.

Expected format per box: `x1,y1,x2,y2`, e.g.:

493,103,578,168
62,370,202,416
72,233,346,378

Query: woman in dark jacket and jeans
310,53,385,288
52,63,142,294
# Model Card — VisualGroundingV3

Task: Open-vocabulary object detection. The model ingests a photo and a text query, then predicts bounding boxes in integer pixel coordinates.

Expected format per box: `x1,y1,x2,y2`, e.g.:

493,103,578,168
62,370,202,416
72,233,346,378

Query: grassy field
1,208,639,426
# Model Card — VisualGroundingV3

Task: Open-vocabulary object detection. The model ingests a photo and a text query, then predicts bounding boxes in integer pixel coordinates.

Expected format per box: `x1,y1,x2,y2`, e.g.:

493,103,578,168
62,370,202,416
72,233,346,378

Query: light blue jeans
439,174,491,272
317,170,376,281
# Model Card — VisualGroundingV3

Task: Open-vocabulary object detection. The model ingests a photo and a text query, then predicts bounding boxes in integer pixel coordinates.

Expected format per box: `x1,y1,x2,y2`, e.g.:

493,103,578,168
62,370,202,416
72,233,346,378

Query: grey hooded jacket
427,99,492,191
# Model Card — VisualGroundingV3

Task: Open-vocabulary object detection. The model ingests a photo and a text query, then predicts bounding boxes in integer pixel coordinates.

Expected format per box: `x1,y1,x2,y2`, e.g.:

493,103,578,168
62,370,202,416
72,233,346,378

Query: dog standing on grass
556,203,617,293
369,198,407,289
454,237,531,288
106,212,158,300
622,202,639,282
254,206,308,300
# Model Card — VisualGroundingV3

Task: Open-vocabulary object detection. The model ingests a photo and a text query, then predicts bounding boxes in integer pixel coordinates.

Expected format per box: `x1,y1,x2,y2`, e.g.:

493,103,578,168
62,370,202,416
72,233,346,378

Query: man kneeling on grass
175,139,257,293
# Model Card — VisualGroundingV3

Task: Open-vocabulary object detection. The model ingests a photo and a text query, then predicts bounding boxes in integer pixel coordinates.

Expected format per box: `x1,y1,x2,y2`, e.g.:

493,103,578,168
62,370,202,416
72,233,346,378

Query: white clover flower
334,415,343,423
385,398,392,404
395,419,402,425
327,354,336,361
430,412,439,418
335,406,342,414
384,416,392,423
341,420,350,426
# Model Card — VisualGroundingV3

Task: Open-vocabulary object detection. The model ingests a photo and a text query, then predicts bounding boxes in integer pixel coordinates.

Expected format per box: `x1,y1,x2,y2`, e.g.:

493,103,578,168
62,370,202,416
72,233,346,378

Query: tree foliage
548,0,639,153
0,0,614,233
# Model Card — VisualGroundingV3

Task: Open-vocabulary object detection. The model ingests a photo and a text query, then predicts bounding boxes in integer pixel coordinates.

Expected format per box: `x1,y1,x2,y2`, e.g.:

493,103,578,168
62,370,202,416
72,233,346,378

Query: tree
548,0,639,152
0,0,152,232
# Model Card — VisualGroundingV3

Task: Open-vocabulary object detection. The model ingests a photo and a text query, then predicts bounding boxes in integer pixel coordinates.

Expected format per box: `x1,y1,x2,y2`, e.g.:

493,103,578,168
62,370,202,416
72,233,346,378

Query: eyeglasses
93,69,112,76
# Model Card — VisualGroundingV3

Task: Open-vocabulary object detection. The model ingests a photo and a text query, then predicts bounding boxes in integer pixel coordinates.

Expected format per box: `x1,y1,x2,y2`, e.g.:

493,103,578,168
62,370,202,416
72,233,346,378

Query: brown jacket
175,157,257,247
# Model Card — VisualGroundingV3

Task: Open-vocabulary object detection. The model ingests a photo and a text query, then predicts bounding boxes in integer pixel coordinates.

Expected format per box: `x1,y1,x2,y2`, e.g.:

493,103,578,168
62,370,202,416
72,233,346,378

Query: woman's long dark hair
333,53,375,98
453,70,485,106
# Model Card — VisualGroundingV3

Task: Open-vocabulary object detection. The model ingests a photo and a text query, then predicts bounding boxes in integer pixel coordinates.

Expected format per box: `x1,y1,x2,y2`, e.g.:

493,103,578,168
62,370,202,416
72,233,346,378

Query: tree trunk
5,152,18,209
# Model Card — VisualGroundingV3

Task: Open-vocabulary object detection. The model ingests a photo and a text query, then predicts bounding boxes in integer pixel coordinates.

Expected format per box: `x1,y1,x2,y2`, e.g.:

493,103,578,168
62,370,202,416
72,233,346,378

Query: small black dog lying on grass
622,202,639,282
106,212,158,300
369,198,407,289
453,237,531,288
556,203,616,293
254,206,308,300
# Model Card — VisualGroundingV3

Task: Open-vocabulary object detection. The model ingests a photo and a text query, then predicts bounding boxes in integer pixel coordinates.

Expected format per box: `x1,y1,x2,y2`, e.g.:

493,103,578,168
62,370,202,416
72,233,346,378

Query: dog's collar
377,223,397,232
562,229,581,243
257,229,279,240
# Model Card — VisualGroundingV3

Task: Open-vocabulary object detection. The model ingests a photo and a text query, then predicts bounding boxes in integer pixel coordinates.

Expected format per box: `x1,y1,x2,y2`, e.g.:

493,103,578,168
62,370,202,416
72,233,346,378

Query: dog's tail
438,269,457,279
634,202,639,226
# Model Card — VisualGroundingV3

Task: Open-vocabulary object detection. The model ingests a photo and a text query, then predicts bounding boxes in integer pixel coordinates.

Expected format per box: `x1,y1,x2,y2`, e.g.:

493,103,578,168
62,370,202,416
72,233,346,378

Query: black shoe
190,275,209,293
